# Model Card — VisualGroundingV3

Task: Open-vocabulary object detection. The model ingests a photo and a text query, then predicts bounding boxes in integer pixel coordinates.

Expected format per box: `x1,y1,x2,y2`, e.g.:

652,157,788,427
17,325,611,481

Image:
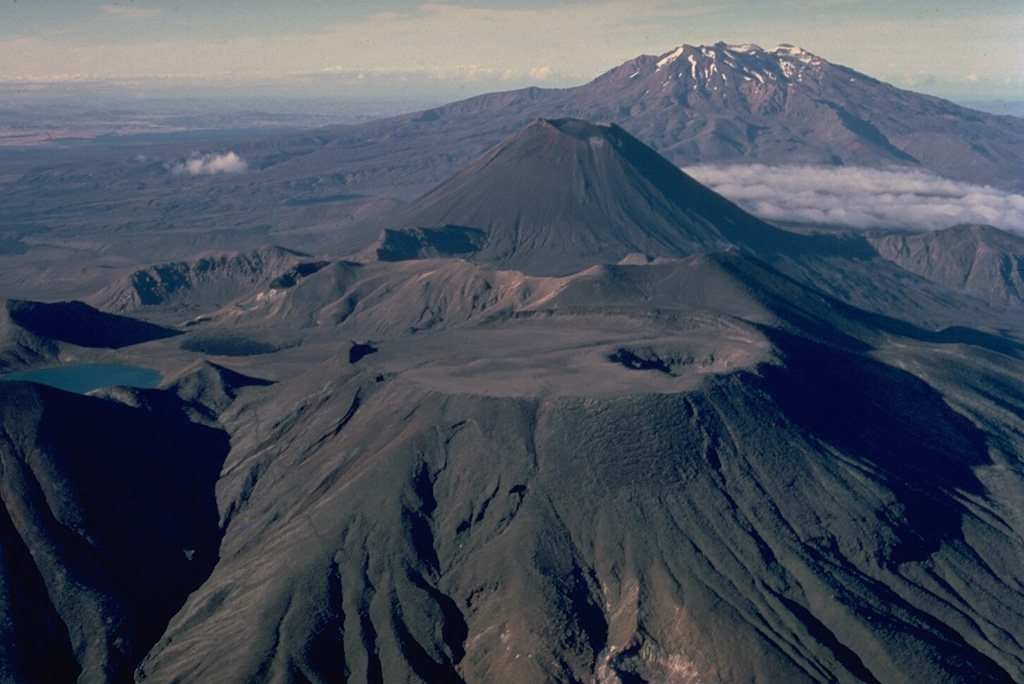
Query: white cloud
684,164,1024,233
99,4,163,19
529,66,553,81
171,152,248,176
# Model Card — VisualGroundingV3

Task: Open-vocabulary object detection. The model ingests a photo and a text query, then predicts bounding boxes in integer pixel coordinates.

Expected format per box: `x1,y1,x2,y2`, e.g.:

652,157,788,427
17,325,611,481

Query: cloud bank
171,152,248,176
684,164,1024,233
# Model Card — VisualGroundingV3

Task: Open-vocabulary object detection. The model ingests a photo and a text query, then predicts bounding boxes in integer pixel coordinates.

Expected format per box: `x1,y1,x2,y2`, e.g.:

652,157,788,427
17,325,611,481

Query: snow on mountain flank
656,47,686,70
647,42,826,86
772,44,816,62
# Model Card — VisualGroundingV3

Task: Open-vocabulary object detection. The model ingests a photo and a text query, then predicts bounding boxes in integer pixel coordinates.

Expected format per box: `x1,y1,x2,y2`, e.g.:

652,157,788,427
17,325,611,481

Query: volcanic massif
1,44,1023,684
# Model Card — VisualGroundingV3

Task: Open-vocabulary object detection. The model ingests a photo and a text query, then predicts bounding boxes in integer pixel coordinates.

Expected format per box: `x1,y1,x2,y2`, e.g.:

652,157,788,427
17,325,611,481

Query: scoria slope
376,118,790,275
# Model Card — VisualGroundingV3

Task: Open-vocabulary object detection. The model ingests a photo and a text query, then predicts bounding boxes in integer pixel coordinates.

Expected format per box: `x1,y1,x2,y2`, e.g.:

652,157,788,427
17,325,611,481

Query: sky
1,1,1022,104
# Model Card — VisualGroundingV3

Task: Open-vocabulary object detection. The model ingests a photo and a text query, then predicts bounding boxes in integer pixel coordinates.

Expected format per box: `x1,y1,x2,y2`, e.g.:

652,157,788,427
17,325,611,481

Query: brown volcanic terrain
870,224,1024,306
89,246,321,315
1,116,1023,684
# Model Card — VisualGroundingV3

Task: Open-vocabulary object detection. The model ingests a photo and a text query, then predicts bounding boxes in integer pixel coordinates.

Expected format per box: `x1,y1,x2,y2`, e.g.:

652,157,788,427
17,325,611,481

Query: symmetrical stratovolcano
376,118,786,275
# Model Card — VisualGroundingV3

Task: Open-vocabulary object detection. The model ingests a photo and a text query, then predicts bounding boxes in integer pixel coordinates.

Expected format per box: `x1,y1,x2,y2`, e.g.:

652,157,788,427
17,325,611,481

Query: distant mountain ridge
242,42,1023,200
0,40,1018,284
418,42,1023,188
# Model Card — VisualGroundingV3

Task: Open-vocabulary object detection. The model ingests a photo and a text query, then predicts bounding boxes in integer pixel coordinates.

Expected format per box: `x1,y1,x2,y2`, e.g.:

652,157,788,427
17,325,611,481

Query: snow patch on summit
657,47,686,70
773,44,808,56
773,44,820,65
650,42,827,86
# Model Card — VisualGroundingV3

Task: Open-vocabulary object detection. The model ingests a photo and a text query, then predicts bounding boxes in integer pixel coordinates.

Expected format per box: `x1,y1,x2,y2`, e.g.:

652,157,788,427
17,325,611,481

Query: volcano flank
377,118,787,274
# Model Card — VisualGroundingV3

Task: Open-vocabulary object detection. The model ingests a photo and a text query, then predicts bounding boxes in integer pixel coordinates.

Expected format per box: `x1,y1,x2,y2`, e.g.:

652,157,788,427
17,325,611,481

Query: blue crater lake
1,364,162,394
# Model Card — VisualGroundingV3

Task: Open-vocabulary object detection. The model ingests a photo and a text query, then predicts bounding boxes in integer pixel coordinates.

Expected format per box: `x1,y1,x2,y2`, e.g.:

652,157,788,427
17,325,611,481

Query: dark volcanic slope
131,252,1024,684
6,222,1024,683
869,224,1024,305
0,382,229,684
4,300,180,349
367,118,1023,326
378,118,786,275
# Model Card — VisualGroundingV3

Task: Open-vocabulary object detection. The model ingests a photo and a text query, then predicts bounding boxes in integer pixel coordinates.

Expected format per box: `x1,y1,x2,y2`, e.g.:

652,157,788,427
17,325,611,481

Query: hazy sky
2,1,1022,103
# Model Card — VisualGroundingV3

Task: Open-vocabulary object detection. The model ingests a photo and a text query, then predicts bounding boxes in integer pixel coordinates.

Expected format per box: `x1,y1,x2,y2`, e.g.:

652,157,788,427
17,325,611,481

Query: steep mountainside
89,246,326,316
0,383,230,683
132,251,1024,684
377,118,790,274
545,43,1024,188
0,302,58,372
3,300,179,352
869,224,1024,305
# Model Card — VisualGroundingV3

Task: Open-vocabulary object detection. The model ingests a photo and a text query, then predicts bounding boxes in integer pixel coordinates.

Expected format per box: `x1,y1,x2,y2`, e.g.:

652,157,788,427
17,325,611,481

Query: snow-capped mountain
236,42,1022,196
611,42,840,111
511,41,1023,185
